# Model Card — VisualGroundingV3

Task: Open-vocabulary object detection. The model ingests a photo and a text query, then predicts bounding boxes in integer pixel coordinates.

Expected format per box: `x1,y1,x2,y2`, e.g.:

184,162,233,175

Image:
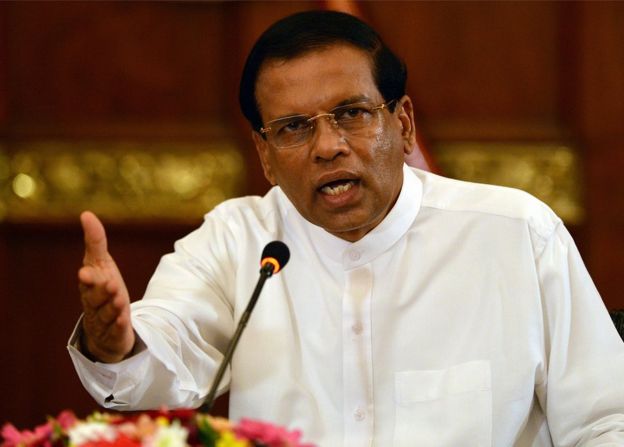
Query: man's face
253,44,416,242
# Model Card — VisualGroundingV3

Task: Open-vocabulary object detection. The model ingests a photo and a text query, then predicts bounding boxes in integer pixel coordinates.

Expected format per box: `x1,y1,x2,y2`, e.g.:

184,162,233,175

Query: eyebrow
334,95,372,107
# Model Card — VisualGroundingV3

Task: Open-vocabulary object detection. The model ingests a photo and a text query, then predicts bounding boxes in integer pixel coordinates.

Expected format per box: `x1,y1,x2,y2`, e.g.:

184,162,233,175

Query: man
69,10,624,446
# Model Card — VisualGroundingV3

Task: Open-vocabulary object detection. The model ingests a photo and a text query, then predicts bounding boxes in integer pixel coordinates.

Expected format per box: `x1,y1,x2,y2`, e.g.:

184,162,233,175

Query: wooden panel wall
368,1,562,139
574,2,624,310
0,0,622,428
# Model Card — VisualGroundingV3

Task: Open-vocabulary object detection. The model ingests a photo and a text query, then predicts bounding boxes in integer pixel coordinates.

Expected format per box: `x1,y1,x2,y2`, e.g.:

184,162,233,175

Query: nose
310,115,350,161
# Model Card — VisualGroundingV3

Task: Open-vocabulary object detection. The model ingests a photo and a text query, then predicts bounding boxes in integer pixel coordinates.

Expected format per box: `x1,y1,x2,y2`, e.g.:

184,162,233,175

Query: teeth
321,181,354,196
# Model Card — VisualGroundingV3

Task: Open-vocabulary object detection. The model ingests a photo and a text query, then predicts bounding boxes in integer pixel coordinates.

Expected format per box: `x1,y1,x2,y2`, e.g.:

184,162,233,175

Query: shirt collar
278,164,422,269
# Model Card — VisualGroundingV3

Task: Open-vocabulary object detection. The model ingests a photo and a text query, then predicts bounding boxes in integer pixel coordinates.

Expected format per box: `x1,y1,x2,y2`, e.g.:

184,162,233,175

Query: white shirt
69,165,624,447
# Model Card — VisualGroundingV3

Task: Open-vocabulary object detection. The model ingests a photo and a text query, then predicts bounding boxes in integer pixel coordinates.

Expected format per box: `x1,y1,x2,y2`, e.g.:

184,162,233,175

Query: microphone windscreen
260,241,290,273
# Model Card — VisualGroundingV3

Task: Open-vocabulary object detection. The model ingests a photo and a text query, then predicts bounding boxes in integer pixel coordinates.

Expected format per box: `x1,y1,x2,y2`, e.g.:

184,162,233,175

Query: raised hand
78,211,135,363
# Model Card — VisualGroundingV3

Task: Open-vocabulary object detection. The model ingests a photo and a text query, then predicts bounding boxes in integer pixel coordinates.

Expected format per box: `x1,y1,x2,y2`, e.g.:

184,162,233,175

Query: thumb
81,211,109,264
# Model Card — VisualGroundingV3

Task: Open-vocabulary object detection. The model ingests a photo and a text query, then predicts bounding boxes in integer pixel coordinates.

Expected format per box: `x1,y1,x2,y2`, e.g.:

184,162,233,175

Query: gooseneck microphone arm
199,241,290,413
199,264,274,412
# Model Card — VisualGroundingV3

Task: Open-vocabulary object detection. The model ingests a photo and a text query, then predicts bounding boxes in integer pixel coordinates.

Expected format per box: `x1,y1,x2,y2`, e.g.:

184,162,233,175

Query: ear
395,95,417,156
252,131,277,186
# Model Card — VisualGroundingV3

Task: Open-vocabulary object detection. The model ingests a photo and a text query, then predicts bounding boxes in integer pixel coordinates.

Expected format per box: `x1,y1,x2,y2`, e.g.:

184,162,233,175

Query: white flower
150,421,188,447
68,421,117,445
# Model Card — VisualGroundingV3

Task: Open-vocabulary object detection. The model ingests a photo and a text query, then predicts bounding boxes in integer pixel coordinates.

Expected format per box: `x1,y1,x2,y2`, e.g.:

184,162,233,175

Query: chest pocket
393,360,492,447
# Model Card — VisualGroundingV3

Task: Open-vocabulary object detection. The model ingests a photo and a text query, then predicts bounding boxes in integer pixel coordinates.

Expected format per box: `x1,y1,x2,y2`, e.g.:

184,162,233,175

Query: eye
334,105,372,122
276,118,310,135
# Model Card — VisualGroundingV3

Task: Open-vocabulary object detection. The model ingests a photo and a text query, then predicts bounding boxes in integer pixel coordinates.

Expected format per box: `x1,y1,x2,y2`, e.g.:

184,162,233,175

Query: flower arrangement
1,409,314,447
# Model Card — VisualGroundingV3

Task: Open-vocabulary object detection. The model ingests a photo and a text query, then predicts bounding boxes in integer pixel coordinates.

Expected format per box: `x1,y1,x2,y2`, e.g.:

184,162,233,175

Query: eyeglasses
259,99,397,149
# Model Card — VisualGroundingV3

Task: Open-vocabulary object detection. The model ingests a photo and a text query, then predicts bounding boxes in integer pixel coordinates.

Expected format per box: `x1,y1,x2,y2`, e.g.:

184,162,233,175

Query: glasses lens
333,103,379,134
271,116,312,148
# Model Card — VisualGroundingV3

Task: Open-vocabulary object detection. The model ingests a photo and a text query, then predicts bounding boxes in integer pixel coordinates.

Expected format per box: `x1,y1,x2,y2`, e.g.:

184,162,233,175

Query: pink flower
1,421,53,447
234,419,315,447
1,410,78,447
55,411,78,433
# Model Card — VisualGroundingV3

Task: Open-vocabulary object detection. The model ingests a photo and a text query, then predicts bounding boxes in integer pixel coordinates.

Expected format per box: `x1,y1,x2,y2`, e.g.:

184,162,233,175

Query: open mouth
319,179,358,196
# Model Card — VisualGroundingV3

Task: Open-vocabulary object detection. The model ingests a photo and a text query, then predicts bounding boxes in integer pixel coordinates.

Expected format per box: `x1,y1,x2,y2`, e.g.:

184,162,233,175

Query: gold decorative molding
0,140,245,223
432,142,584,224
0,139,583,225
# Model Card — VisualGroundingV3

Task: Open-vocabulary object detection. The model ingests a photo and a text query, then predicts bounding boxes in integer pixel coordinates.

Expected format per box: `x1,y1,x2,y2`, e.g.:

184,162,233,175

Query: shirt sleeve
536,222,624,446
67,216,237,411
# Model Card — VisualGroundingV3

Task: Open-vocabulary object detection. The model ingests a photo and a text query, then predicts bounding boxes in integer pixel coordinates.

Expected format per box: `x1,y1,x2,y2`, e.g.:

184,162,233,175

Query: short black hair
239,10,407,133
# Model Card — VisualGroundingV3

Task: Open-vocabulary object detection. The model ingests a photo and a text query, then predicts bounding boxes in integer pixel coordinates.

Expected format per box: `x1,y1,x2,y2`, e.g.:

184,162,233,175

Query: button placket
342,264,374,445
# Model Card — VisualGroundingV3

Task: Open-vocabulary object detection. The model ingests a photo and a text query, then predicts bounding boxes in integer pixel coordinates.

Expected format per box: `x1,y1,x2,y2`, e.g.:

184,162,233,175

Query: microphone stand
199,263,275,413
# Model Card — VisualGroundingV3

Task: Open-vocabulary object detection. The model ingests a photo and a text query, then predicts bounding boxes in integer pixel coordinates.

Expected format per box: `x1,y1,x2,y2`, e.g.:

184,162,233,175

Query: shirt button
353,408,366,421
349,250,361,261
351,322,363,334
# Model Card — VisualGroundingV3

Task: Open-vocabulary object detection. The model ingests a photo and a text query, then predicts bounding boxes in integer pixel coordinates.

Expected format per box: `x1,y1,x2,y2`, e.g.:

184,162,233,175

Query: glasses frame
259,99,398,149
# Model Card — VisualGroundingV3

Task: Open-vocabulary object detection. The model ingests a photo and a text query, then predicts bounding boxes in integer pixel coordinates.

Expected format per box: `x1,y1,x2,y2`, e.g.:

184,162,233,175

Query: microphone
199,241,290,412
260,240,290,275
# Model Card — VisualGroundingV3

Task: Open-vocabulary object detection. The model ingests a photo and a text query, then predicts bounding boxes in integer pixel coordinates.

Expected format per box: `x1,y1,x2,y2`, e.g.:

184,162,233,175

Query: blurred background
0,0,622,428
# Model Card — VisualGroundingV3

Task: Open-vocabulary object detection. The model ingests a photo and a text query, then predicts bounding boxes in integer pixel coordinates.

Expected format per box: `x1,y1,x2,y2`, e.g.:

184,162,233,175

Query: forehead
255,44,381,120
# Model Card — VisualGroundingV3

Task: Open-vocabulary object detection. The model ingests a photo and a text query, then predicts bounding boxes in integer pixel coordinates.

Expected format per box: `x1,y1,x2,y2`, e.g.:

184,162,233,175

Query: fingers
81,211,109,264
78,210,124,314
78,265,116,307
83,292,122,326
